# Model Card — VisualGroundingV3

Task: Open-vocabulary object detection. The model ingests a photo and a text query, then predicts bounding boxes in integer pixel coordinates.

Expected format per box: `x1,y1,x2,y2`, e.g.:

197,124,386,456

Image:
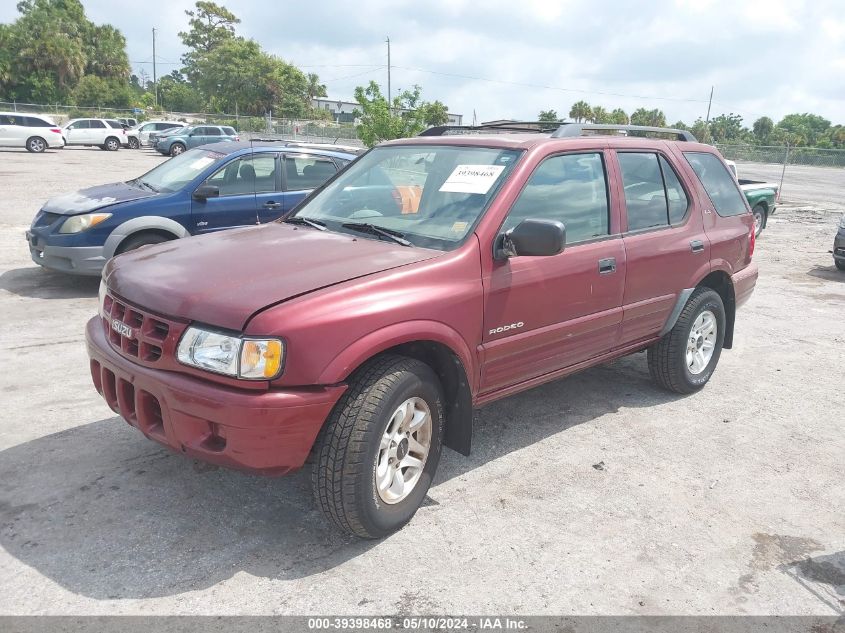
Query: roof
193,140,361,159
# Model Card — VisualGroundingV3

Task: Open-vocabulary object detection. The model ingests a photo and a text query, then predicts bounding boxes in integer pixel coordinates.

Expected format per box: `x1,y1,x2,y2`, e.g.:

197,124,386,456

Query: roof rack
551,123,697,142
246,138,366,154
419,121,560,136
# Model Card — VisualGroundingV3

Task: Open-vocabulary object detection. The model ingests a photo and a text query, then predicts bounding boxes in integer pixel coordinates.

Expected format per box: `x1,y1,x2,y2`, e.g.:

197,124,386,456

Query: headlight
176,326,284,380
59,212,112,234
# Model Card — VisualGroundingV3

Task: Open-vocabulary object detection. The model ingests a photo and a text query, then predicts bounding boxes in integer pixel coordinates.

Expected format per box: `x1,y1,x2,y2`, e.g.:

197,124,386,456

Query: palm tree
306,73,327,100
591,106,610,123
610,108,629,124
569,100,592,123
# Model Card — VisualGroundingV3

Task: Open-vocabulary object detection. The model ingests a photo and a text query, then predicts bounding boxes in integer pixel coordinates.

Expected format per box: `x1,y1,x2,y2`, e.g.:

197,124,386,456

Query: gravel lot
0,146,843,616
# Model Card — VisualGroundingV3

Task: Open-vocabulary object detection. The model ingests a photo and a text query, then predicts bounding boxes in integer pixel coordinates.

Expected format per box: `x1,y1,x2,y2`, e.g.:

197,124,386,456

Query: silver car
129,120,183,148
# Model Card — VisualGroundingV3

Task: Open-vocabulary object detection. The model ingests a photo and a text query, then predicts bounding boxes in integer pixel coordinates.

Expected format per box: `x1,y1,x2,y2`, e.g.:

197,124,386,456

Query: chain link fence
716,143,845,168
0,100,363,147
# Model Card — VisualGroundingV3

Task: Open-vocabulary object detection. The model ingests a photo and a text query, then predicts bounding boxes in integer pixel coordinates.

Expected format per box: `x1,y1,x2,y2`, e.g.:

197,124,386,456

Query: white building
312,97,463,126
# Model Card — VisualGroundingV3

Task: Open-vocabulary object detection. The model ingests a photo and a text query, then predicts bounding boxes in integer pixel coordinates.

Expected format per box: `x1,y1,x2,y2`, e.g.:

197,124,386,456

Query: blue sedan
26,142,360,275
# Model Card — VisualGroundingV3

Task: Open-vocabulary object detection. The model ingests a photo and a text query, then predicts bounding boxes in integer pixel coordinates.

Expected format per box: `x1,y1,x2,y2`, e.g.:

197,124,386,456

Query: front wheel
752,205,766,237
26,136,47,153
312,355,444,538
170,142,186,156
128,137,139,149
648,288,726,394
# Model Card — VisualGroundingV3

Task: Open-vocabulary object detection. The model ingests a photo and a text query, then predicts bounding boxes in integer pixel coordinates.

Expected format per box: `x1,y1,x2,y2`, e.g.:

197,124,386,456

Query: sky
3,0,844,125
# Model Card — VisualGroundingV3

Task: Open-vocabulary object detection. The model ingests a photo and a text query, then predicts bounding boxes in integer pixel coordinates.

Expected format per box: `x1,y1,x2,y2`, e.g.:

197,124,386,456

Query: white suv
62,118,127,151
0,112,64,152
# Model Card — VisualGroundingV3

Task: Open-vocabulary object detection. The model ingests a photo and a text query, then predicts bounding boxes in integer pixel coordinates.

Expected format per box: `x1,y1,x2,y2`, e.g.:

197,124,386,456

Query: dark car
26,141,359,275
834,214,845,271
86,123,757,538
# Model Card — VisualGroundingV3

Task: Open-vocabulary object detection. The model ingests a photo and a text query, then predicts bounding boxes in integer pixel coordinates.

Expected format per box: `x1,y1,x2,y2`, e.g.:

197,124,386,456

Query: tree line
539,101,845,149
0,0,337,119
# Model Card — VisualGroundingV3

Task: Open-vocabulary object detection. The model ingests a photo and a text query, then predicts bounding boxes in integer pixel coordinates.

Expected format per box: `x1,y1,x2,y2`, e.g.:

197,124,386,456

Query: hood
42,182,157,215
105,223,441,330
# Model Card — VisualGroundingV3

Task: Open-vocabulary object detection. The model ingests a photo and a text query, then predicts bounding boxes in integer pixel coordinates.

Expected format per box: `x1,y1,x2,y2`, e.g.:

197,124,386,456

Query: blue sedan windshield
132,148,226,193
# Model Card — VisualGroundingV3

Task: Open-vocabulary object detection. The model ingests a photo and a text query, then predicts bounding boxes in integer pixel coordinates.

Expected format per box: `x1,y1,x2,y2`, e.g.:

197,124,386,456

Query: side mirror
193,184,219,200
496,218,566,259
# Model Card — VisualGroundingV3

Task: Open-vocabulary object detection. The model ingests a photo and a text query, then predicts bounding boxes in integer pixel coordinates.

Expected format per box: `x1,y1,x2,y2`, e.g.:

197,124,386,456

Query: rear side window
684,152,747,217
222,127,236,136
24,116,51,127
285,155,338,190
106,120,123,128
90,120,106,129
501,152,610,244
618,153,690,230
205,127,221,136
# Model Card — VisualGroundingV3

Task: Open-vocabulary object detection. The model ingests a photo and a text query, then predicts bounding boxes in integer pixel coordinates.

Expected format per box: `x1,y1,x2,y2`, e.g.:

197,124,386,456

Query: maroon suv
87,124,758,538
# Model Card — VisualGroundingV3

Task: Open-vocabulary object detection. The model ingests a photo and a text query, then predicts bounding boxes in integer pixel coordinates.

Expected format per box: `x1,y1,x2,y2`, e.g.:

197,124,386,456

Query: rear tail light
50,128,61,134
235,136,240,141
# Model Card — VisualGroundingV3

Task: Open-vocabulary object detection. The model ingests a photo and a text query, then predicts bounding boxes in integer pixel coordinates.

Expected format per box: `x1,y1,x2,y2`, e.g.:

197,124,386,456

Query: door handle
263,201,281,209
598,257,616,274
690,239,705,253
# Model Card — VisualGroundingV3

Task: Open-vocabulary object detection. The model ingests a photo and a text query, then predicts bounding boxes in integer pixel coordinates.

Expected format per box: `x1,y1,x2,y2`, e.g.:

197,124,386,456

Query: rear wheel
752,204,766,237
648,288,726,394
312,355,444,538
104,137,120,151
115,232,172,255
25,136,47,153
170,142,186,156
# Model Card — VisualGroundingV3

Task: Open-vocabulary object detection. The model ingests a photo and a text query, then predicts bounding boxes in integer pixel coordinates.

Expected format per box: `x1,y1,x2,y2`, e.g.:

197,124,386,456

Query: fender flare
103,216,190,259
316,320,476,390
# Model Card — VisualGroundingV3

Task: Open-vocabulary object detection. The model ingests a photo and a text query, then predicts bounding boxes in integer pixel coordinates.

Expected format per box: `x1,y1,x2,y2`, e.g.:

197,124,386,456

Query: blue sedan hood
42,181,157,216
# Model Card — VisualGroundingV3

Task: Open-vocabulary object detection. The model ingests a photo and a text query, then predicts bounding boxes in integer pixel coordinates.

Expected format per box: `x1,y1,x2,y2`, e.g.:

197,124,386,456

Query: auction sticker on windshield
439,165,505,194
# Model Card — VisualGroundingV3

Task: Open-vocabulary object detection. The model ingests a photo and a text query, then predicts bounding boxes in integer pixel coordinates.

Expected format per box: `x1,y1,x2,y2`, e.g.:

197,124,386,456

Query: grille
101,292,183,366
91,359,165,438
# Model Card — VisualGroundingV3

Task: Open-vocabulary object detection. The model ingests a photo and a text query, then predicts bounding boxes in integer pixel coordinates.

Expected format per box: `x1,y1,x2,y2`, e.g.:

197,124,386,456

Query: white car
129,120,183,148
0,112,64,153
62,118,128,151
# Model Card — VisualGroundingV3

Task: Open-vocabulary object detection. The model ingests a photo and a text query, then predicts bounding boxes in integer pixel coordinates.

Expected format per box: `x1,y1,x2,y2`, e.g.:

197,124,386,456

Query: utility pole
152,27,158,107
705,85,714,125
386,36,391,108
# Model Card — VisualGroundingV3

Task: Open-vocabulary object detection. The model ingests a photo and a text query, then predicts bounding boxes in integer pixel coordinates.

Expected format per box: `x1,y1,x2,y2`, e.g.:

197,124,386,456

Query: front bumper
86,317,346,475
26,230,105,275
834,229,845,263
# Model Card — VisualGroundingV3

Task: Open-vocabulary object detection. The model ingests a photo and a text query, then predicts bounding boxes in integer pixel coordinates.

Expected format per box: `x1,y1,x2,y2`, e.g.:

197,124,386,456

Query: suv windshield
130,148,225,193
290,144,521,250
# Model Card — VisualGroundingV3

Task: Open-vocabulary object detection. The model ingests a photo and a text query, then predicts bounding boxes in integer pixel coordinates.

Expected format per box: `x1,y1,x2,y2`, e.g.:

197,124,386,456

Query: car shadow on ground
805,265,845,283
0,266,99,299
0,354,681,600
780,550,845,613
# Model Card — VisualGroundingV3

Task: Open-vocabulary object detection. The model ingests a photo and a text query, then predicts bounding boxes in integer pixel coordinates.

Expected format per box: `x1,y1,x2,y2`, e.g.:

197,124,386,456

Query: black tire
752,204,766,237
104,137,120,151
648,288,726,394
115,232,171,255
312,354,444,539
25,136,47,153
170,142,186,157
128,137,140,149
836,259,845,271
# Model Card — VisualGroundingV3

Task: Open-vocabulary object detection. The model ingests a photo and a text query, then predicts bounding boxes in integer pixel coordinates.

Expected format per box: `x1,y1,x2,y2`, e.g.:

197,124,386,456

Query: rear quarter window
222,127,236,136
684,152,747,217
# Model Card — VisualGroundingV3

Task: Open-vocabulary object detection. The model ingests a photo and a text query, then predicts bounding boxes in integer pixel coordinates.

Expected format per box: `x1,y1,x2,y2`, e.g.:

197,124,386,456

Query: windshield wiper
341,222,412,247
283,216,327,231
132,179,158,193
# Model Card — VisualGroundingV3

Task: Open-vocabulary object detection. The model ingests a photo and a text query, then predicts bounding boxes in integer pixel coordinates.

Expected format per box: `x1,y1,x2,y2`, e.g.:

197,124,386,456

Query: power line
323,67,385,83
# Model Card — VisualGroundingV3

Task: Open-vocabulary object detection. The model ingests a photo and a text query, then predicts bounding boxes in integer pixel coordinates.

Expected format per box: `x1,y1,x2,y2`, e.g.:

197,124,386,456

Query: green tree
420,100,449,126
179,1,240,85
353,81,447,147
609,108,629,124
708,113,746,143
776,113,831,147
752,116,774,144
306,72,327,100
690,118,711,143
590,106,610,123
569,100,592,123
630,108,666,127
538,109,559,123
